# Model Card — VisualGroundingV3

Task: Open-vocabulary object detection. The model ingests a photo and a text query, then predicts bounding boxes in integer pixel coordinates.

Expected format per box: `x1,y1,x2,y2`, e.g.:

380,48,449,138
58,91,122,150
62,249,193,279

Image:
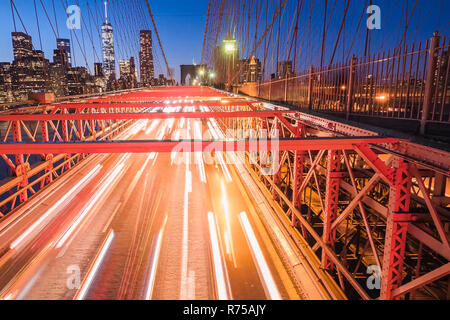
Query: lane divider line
239,211,282,300
73,229,115,300
145,216,168,300
208,212,231,300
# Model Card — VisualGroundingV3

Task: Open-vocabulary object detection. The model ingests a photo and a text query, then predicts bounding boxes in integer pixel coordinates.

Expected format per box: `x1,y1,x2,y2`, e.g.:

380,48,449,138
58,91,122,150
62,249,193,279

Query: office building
101,1,116,78
139,30,154,86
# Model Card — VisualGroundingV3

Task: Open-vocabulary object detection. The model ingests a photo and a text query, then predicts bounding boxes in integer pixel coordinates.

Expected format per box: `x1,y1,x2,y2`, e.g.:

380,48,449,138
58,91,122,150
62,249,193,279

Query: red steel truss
0,86,448,300
0,110,297,121
323,150,342,270
0,137,398,154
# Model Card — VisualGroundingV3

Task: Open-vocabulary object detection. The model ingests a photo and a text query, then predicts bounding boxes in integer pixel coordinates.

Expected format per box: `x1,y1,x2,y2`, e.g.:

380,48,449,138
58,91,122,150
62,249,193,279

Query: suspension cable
144,0,172,80
200,0,212,67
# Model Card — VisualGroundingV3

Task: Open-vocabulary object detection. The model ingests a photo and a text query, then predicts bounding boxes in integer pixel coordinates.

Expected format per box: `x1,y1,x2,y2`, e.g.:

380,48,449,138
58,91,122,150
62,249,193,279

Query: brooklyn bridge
0,0,448,301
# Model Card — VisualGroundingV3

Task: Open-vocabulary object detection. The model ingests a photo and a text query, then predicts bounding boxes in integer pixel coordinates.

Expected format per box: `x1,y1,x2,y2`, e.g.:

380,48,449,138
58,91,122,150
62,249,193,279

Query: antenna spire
104,0,108,24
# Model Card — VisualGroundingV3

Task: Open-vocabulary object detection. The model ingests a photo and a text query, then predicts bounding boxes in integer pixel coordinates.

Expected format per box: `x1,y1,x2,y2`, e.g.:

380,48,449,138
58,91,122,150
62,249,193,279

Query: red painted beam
0,137,398,154
51,101,255,109
391,262,450,298
0,110,297,121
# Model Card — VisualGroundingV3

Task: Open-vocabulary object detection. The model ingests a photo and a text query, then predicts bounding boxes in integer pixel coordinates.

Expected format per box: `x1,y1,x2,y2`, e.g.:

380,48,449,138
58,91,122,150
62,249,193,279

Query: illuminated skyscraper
139,30,154,86
119,59,131,78
239,56,262,84
12,32,32,60
56,38,71,66
276,61,293,79
101,1,116,78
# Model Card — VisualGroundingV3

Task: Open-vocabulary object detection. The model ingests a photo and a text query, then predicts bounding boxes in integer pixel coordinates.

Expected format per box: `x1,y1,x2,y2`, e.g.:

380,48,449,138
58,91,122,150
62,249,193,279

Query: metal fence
252,32,450,135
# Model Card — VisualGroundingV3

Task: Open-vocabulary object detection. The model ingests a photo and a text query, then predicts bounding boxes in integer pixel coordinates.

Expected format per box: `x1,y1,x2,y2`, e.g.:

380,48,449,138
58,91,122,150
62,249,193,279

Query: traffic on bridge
0,0,449,309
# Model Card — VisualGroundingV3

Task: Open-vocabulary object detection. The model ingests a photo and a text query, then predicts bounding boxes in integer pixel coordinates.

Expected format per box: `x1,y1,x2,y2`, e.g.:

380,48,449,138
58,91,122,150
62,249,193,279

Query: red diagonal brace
292,124,306,227
381,158,412,300
322,150,342,270
354,144,394,184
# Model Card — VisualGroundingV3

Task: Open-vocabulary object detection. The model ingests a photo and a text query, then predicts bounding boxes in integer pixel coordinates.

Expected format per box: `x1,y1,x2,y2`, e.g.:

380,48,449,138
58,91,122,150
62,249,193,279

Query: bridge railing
244,32,450,136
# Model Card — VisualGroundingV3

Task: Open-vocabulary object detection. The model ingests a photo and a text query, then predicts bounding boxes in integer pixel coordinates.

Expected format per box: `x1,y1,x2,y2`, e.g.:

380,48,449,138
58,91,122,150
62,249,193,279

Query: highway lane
0,106,302,300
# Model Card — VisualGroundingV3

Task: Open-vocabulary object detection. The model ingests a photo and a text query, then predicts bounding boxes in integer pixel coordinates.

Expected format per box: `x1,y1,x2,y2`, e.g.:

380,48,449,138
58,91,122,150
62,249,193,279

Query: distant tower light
104,1,108,23
223,34,237,54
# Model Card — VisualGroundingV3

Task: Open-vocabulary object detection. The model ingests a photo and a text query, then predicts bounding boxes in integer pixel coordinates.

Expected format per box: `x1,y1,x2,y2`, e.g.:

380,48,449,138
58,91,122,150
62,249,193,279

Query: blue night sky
0,0,209,82
0,1,449,82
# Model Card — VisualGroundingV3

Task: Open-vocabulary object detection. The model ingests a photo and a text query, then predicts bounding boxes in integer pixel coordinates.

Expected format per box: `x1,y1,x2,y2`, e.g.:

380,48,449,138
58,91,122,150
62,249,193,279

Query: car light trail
239,212,282,300
145,119,161,135
207,121,219,140
194,121,207,183
74,230,115,300
56,163,125,249
217,152,232,182
2,293,13,300
117,153,131,166
9,165,102,249
180,151,191,299
173,130,181,141
145,216,168,300
102,202,122,233
207,119,233,182
166,118,176,133
208,212,231,300
143,152,157,167
221,180,236,267
125,120,147,138
224,232,230,254
171,130,181,164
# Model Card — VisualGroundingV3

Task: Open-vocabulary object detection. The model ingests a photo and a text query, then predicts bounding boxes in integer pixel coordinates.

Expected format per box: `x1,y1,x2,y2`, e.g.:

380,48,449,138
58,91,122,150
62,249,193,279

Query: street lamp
223,34,237,92
224,43,236,53
207,71,216,86
223,36,236,54
198,69,206,85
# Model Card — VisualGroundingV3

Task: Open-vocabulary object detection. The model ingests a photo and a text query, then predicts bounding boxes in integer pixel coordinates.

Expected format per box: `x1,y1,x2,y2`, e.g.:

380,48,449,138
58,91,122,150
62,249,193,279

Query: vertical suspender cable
33,0,43,51
10,0,17,32
144,0,172,80
200,0,211,67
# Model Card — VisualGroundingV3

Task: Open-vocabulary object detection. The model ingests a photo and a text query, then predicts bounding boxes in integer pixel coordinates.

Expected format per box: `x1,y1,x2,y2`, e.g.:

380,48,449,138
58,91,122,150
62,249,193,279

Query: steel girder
215,102,449,300
381,159,412,300
0,87,449,300
322,150,342,270
0,110,297,122
0,137,398,154
0,100,141,214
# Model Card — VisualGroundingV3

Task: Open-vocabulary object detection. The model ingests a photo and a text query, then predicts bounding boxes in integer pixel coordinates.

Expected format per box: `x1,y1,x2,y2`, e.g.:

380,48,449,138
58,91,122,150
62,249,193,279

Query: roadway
0,102,301,300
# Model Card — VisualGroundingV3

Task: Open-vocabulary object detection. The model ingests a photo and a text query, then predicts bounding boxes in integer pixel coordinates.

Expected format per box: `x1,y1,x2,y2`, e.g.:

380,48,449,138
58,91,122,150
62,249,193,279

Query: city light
376,94,388,101
225,43,235,52
223,34,237,54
